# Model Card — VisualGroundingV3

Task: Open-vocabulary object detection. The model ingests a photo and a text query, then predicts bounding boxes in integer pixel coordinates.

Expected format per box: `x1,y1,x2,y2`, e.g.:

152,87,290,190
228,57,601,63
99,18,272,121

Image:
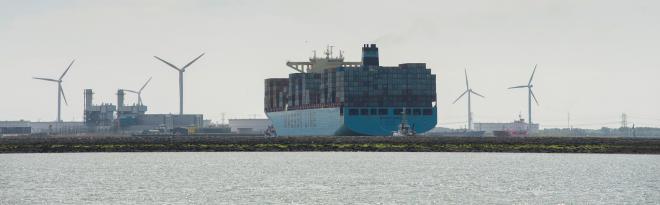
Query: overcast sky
1,0,659,128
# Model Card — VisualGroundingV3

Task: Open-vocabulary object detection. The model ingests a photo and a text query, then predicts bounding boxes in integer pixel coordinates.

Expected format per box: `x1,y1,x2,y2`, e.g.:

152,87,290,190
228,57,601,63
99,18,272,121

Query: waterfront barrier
1,135,659,154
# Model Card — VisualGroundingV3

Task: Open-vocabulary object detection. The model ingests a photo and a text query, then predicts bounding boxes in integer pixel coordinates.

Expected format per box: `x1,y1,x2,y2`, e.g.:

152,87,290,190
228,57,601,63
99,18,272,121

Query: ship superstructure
265,44,437,136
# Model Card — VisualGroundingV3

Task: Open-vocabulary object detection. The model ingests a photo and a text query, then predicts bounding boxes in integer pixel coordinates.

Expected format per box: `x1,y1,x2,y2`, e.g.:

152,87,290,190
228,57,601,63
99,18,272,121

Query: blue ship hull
266,107,437,136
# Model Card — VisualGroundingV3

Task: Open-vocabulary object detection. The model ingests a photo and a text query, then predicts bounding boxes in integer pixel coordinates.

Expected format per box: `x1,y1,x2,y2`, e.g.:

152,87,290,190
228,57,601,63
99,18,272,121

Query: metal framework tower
621,113,628,128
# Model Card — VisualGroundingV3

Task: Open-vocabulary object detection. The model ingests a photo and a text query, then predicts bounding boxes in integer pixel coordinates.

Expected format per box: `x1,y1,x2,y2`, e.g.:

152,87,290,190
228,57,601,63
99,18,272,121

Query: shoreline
1,135,659,154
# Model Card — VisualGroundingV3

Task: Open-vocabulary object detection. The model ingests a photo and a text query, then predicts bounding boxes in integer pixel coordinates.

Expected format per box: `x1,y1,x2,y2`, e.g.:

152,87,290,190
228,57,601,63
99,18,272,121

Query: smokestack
362,44,379,67
117,89,125,108
84,89,93,110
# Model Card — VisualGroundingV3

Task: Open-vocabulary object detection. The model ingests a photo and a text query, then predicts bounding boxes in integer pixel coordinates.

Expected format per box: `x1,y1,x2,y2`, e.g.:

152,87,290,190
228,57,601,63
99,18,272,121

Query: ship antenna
325,45,330,59
329,45,335,58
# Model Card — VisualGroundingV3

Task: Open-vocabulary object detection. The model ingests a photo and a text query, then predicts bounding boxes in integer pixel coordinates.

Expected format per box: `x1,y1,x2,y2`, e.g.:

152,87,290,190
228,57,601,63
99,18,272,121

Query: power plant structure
509,64,540,131
116,89,148,129
27,54,208,134
154,53,205,115
82,88,204,133
452,68,485,130
84,89,116,127
32,60,75,122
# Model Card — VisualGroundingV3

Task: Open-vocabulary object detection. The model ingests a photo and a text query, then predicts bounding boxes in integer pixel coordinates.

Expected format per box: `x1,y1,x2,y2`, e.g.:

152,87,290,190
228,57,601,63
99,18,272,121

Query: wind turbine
509,64,539,127
452,68,485,130
124,77,152,106
33,60,75,122
153,53,205,115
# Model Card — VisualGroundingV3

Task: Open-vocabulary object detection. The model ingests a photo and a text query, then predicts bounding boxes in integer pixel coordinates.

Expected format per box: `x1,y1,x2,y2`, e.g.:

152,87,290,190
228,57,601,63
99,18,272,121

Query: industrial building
26,55,210,135
84,89,116,127
136,114,204,129
83,88,204,133
474,118,539,134
2,88,206,135
1,120,98,135
30,121,86,134
0,121,31,135
228,119,271,134
116,89,148,127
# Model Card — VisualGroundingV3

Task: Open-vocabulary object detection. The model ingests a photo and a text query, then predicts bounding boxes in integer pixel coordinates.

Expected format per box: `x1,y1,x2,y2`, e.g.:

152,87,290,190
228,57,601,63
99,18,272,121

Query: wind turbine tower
509,64,540,128
154,53,205,115
452,68,485,130
124,77,153,106
33,60,75,122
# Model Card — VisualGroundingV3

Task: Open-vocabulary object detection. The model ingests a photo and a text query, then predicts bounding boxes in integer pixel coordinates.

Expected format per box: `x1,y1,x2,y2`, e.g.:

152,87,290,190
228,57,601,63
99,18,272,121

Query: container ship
264,44,437,136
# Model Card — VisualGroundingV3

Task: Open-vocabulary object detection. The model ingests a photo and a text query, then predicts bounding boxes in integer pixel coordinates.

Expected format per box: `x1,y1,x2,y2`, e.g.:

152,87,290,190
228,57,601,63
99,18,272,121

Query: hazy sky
1,0,659,128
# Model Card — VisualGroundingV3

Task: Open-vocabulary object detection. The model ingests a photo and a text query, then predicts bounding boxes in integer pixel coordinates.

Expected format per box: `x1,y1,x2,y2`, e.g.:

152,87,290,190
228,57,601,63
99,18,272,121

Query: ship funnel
362,44,379,67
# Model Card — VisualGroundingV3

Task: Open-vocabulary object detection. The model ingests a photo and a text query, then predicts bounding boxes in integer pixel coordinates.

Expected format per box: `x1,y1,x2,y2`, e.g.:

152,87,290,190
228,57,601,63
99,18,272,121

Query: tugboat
492,115,530,137
264,125,277,137
393,108,416,136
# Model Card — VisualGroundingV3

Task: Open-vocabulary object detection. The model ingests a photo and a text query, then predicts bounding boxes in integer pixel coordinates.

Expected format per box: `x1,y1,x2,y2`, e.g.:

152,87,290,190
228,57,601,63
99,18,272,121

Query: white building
1,121,89,134
228,119,271,134
30,121,86,133
474,118,539,133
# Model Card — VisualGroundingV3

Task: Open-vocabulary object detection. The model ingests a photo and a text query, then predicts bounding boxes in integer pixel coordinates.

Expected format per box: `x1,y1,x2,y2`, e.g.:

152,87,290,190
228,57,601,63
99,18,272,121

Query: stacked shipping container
335,63,435,107
264,78,288,112
265,63,436,112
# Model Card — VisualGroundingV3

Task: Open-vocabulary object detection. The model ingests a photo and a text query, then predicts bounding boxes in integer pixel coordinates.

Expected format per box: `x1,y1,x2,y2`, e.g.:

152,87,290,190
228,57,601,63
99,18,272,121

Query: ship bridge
286,45,362,73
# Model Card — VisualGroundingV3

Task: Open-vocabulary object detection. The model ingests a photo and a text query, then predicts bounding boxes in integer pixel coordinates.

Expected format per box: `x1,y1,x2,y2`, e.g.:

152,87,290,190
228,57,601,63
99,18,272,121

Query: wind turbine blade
60,86,68,106
452,90,468,104
124,90,139,94
508,85,528,89
33,77,59,82
464,68,469,89
59,59,75,80
530,89,540,105
528,64,537,85
154,56,181,71
139,77,152,92
181,53,205,71
471,90,485,98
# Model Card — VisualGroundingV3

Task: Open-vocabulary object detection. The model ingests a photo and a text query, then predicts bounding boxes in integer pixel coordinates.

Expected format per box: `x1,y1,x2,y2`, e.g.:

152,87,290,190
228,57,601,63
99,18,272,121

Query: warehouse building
228,119,271,134
474,119,539,133
0,121,31,136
